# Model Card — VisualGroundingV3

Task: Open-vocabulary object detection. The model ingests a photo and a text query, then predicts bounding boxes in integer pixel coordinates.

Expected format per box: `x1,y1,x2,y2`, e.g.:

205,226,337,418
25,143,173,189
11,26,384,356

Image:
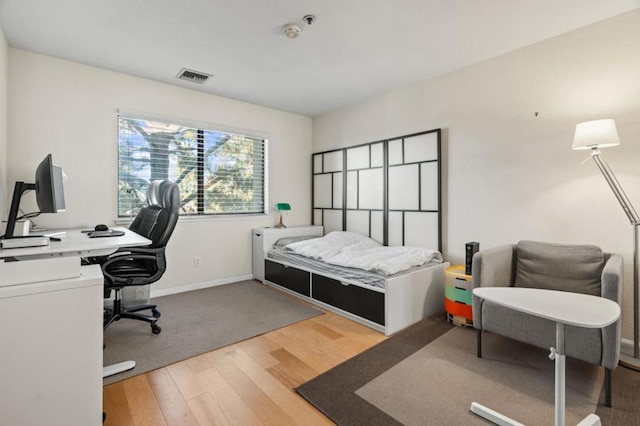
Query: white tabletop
473,287,620,328
0,227,151,260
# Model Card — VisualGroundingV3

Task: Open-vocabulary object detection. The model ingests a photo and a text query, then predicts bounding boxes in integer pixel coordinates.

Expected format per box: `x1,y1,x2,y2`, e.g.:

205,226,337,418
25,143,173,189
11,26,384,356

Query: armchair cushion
514,240,604,296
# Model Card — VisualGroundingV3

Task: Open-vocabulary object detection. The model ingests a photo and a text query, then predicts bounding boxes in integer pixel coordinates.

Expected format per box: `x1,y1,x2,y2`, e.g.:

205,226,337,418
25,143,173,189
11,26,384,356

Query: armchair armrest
471,244,517,289
601,253,623,303
472,244,516,330
601,252,623,369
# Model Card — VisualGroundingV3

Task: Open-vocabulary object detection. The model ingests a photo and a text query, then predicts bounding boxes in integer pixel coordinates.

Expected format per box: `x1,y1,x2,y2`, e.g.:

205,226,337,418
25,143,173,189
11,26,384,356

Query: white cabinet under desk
0,264,104,426
251,225,323,282
0,227,151,425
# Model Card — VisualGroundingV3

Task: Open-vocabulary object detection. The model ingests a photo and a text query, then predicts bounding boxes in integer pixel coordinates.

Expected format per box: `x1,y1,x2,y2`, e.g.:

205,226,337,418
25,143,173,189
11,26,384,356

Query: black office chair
101,180,180,335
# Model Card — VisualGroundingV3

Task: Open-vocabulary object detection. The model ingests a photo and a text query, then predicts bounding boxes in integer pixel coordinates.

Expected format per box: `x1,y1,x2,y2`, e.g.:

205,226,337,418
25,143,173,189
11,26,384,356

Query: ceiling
1,0,638,117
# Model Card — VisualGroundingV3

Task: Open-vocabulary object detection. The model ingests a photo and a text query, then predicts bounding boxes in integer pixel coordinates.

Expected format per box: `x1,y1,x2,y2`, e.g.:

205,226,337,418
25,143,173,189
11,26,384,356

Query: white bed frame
264,129,446,335
264,257,447,335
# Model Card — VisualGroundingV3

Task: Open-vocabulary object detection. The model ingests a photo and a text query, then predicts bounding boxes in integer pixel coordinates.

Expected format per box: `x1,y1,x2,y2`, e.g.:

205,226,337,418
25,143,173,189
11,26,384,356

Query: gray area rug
356,327,602,425
103,280,322,385
296,314,452,425
297,315,634,425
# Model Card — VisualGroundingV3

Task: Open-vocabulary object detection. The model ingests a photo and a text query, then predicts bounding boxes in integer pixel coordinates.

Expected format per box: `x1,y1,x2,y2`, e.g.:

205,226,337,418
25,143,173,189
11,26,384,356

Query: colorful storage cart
444,265,473,326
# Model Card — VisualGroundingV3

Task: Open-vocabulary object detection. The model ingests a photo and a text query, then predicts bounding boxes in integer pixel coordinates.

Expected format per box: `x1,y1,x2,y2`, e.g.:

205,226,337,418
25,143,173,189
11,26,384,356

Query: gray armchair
472,240,623,407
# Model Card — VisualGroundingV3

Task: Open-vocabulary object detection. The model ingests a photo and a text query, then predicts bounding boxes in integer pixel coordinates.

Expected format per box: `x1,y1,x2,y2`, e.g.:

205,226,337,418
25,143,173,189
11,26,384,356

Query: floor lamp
573,118,640,370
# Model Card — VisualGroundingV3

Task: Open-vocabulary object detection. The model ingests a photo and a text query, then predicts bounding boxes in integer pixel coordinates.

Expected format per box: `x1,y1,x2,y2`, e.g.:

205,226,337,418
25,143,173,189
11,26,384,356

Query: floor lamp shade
572,118,640,371
572,119,620,150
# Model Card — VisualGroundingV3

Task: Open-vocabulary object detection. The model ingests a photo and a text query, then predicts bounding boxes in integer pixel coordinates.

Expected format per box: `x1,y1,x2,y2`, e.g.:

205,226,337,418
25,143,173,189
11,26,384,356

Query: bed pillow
273,235,319,249
514,240,603,296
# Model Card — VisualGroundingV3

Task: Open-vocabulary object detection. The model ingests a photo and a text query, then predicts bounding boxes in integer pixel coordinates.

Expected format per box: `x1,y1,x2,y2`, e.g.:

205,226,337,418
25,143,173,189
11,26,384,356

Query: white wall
0,26,8,218
313,10,640,339
7,49,312,293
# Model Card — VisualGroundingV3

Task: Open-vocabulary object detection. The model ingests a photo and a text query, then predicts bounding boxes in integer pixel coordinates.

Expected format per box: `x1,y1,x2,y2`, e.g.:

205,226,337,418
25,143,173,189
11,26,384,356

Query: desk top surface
473,287,620,328
0,227,150,260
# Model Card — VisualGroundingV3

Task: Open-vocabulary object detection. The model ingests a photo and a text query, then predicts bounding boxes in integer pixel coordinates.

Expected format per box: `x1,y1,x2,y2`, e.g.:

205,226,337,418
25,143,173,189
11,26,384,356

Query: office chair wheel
151,308,161,318
151,323,161,334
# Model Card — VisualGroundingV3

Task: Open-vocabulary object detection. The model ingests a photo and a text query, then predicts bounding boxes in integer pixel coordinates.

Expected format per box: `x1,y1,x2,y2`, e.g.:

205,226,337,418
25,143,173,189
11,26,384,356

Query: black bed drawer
312,274,385,325
265,260,310,296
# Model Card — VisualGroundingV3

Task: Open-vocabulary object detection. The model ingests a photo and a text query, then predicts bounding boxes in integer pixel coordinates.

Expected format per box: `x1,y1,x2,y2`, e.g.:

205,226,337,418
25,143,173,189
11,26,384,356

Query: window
117,112,267,217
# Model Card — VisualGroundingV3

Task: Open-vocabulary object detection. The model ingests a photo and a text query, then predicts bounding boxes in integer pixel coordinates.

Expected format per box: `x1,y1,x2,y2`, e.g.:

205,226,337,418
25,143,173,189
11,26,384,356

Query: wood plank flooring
103,307,386,426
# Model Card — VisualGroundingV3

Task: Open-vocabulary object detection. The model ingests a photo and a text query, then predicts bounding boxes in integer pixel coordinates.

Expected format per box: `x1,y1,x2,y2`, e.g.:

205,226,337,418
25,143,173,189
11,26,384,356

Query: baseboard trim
621,338,639,353
150,274,255,298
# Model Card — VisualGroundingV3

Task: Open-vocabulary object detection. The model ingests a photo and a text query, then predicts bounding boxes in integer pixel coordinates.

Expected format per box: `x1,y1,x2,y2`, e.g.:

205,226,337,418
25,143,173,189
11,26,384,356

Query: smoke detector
176,68,212,84
282,24,301,39
282,14,317,39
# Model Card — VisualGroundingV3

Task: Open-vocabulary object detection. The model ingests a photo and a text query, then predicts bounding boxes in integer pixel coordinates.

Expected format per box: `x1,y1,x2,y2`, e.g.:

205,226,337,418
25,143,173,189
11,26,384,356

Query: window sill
114,213,269,226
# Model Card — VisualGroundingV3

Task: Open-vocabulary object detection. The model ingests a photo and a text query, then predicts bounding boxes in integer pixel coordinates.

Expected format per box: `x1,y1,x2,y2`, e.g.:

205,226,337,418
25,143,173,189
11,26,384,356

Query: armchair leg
477,329,482,358
605,368,612,407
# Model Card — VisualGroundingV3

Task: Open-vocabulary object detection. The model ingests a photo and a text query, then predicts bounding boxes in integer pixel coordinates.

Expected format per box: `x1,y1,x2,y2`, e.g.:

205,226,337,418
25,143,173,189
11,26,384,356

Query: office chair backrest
129,180,180,248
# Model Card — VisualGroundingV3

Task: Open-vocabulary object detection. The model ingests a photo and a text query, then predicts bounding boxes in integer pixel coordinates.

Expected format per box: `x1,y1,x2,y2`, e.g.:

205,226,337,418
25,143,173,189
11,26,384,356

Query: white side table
471,287,620,426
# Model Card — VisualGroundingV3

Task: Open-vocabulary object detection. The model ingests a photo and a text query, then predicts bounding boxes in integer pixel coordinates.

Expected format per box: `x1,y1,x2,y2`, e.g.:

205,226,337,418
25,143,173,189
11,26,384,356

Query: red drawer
444,298,472,320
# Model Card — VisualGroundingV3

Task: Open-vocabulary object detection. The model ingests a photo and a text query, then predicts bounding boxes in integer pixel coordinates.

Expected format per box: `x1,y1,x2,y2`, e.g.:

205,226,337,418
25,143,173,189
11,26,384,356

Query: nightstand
444,265,473,326
251,225,323,282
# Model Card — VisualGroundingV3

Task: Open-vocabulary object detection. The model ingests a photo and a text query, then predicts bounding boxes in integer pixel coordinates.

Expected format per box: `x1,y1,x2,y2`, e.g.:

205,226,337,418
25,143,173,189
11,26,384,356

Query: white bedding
284,231,443,275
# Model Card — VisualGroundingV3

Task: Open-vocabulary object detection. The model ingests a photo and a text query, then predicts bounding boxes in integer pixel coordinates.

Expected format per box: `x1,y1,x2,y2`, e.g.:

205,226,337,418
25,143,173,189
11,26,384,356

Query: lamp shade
572,119,620,150
275,203,291,211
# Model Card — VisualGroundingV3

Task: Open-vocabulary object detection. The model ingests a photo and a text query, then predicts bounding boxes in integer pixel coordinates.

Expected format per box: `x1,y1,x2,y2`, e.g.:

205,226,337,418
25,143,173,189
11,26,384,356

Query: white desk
0,227,151,426
471,287,620,426
0,226,150,260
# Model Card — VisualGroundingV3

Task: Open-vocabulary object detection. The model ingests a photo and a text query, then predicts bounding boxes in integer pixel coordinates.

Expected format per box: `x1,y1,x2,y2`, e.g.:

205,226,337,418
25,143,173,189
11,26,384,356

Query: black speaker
465,242,479,275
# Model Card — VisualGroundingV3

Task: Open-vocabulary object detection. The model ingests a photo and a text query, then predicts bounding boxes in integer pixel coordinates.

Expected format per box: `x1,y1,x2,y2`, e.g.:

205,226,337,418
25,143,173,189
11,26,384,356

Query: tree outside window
118,115,266,217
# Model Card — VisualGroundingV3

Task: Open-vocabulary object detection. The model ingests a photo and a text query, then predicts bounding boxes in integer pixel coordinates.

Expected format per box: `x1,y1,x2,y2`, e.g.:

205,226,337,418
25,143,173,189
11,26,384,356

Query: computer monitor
35,154,66,214
2,154,66,239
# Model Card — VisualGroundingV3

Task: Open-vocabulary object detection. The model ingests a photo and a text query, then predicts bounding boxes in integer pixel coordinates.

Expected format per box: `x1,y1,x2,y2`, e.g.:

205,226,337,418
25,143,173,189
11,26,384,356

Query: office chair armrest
101,252,166,286
83,246,162,265
121,246,165,255
107,246,164,257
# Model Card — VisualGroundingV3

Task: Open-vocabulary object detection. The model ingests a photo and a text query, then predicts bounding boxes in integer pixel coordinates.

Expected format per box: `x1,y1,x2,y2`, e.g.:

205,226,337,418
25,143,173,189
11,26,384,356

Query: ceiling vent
176,68,212,84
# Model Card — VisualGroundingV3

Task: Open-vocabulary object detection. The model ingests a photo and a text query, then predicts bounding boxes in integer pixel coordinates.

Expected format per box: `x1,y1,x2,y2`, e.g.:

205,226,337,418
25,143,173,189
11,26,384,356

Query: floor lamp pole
633,224,639,360
591,150,640,369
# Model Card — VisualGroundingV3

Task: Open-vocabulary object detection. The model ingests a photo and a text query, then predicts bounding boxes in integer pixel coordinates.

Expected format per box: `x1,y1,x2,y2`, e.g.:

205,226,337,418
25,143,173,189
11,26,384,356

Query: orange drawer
444,298,473,320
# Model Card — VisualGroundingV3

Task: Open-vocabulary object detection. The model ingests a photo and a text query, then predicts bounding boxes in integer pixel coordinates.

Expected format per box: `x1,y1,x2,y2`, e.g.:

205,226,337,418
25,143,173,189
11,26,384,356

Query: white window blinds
117,112,267,217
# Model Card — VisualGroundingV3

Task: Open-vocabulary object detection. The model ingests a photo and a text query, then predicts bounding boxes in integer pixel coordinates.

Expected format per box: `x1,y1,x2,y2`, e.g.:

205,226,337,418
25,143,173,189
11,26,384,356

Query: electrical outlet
193,256,201,268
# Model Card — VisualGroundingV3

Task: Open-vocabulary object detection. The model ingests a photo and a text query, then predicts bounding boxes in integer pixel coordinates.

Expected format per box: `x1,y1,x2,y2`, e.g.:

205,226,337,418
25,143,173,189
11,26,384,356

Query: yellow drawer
445,265,472,291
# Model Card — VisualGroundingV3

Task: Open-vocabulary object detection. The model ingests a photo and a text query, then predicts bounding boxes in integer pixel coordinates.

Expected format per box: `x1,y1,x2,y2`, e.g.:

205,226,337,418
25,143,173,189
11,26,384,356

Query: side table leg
103,360,136,378
470,402,525,426
554,322,566,426
576,414,602,426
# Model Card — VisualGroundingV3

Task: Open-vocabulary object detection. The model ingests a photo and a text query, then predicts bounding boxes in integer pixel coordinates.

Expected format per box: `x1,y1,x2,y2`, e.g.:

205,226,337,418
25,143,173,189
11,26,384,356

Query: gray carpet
103,280,322,385
297,315,638,425
296,314,452,425
356,327,602,425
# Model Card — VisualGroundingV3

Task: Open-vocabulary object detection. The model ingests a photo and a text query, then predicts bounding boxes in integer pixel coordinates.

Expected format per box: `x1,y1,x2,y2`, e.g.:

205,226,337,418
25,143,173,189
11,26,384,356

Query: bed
263,231,447,335
263,128,447,335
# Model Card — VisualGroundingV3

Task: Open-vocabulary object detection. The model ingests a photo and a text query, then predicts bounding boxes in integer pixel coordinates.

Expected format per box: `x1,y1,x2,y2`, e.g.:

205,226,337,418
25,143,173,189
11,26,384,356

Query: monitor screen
35,154,66,213
1,153,66,239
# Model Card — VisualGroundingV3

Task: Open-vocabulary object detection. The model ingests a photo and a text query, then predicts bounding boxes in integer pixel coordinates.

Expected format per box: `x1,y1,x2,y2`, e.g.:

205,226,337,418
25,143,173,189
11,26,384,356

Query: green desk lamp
274,203,291,228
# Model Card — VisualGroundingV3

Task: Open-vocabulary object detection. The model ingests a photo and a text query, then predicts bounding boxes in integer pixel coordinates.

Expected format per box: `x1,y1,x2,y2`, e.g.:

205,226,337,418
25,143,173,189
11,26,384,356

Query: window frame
116,109,269,219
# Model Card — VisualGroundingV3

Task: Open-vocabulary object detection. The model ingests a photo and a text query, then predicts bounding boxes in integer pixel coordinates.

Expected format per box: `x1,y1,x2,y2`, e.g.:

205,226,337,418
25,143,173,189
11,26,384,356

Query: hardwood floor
103,309,386,425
